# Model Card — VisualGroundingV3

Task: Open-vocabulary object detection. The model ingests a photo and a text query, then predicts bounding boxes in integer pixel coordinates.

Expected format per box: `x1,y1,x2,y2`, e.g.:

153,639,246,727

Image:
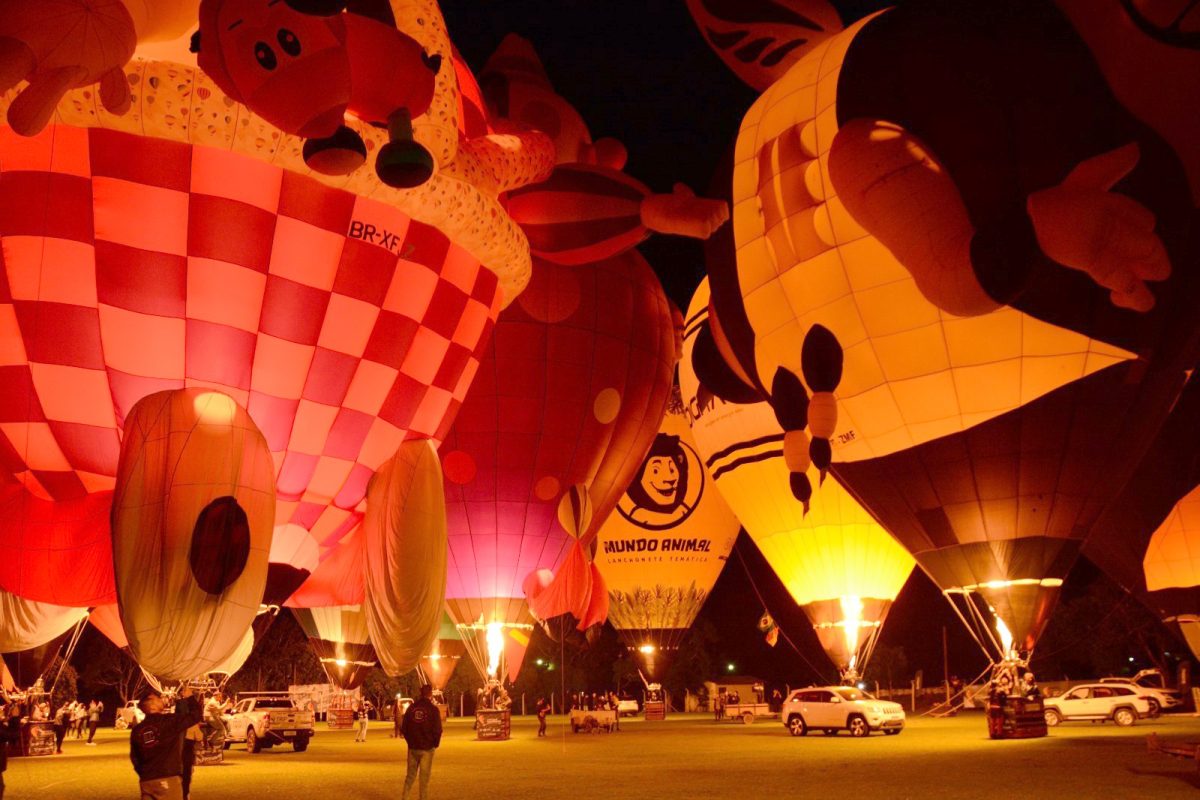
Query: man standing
52,702,69,753
401,684,442,800
1,703,24,800
130,687,202,800
535,696,549,737
354,701,369,742
85,699,103,745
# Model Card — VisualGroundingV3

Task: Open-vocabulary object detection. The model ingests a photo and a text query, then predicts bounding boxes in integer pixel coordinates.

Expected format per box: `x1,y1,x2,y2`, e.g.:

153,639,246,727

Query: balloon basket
644,701,666,721
327,708,355,729
476,709,511,740
194,738,225,766
987,696,1048,740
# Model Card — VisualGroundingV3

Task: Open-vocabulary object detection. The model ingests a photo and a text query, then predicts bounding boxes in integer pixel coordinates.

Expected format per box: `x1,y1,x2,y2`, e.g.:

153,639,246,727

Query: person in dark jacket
535,696,549,737
401,684,443,800
130,687,202,800
1,703,24,800
52,703,69,753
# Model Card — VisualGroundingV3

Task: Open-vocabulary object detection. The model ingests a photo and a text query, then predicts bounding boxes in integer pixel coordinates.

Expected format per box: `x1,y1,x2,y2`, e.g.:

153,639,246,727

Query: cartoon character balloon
690,0,1200,660
0,1,554,679
195,0,442,186
594,385,740,679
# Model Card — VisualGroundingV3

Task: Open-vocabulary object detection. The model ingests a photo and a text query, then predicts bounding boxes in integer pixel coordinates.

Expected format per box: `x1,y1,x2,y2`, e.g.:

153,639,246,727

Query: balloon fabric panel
0,123,502,609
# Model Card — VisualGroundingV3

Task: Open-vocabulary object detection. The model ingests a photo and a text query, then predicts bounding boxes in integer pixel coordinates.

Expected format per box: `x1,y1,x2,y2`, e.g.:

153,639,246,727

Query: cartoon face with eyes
198,0,354,138
627,434,690,515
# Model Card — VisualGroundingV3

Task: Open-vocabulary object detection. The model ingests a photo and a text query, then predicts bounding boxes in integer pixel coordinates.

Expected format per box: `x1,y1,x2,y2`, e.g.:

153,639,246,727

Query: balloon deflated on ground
111,388,274,680
696,0,1200,659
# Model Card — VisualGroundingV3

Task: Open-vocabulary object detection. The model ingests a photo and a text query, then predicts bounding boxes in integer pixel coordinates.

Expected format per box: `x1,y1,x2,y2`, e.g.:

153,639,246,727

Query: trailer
716,702,776,725
570,708,617,733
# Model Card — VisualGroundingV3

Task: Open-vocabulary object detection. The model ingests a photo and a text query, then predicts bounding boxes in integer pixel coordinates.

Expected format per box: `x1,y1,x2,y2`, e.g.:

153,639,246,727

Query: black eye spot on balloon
190,496,251,595
277,29,301,57
254,42,278,70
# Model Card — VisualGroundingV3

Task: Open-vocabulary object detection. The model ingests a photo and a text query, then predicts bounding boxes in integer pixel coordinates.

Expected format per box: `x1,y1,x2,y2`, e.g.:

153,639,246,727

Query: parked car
1042,683,1152,727
782,686,905,737
223,693,316,753
616,698,639,717
1098,671,1183,715
114,701,144,730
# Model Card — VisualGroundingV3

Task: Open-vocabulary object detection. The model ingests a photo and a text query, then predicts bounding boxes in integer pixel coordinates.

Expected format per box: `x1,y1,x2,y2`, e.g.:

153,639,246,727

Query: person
0,703,24,800
392,696,404,738
86,699,103,745
71,701,86,738
203,693,228,746
354,701,369,742
52,702,69,753
181,722,204,800
401,684,443,800
535,696,548,737
770,688,783,713
130,686,201,800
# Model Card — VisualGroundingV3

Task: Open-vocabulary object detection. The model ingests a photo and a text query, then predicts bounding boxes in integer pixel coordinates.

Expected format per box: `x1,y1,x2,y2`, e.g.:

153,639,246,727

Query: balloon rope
945,590,1000,663
48,616,88,697
733,545,828,683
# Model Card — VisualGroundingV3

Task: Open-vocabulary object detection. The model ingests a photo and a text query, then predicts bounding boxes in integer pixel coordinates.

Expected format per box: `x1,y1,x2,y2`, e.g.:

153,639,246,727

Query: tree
864,645,908,693
226,612,324,695
1032,577,1182,680
75,639,146,705
44,657,78,708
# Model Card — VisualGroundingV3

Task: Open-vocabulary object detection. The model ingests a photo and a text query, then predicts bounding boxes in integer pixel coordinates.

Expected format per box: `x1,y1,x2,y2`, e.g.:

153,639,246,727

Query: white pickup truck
223,693,315,753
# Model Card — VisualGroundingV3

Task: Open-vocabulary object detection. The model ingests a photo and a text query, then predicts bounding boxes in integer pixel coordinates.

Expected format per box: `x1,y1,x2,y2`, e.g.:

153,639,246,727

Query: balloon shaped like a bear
195,0,442,188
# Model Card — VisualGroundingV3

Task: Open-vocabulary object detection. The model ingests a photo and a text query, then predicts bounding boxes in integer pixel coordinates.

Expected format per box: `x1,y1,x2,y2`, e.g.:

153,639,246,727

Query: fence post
522,694,526,716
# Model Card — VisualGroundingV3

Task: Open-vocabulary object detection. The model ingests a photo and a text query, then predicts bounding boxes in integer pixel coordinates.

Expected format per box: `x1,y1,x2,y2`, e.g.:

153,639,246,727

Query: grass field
6,711,1200,800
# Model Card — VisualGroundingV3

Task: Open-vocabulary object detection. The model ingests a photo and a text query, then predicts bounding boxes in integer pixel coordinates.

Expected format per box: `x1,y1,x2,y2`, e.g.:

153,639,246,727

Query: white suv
782,686,905,737
1043,683,1151,727
1098,675,1182,717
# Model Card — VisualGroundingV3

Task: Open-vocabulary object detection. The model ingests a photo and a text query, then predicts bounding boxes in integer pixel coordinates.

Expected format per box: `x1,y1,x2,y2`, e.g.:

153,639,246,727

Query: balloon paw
302,127,367,176
422,52,443,75
376,140,435,189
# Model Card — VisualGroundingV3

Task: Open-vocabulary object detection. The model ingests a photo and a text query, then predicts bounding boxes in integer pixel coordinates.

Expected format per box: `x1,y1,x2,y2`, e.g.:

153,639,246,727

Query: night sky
435,1,1166,687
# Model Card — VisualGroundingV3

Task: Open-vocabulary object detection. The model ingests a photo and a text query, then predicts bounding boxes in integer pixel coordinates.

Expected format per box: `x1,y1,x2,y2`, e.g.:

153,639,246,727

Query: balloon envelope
440,251,676,679
594,386,740,673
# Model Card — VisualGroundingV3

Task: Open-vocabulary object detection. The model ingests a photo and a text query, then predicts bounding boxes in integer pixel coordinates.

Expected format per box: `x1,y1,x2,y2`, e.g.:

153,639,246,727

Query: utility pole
943,626,950,704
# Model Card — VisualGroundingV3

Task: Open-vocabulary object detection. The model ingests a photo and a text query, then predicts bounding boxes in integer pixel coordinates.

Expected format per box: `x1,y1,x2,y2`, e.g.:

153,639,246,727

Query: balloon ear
190,30,201,54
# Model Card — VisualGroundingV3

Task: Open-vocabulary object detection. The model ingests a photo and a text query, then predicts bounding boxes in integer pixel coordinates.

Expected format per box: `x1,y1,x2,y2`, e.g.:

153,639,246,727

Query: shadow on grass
1125,767,1200,790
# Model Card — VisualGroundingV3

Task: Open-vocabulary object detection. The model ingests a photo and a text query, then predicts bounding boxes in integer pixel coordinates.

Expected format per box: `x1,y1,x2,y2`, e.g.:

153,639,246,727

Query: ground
6,712,1200,799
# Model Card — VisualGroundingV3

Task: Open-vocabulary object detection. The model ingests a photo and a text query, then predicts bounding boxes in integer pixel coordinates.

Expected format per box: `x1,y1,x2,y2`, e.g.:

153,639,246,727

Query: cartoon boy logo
617,433,703,530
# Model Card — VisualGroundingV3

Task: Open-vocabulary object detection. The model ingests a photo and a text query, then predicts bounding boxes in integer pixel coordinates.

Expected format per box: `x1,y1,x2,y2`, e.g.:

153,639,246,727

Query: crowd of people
0,690,107,755
566,690,623,713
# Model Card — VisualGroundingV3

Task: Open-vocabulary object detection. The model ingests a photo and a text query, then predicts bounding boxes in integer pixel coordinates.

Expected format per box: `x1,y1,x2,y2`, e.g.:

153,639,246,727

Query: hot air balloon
0,589,87,689
1083,376,1200,651
0,0,556,679
1144,485,1200,660
689,0,1200,666
441,251,676,685
594,384,740,680
292,605,376,691
438,35,697,686
681,280,913,681
416,615,466,691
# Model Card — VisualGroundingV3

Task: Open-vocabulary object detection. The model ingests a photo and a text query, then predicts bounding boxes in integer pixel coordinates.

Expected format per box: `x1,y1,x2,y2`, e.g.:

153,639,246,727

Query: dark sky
435,2,1151,686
